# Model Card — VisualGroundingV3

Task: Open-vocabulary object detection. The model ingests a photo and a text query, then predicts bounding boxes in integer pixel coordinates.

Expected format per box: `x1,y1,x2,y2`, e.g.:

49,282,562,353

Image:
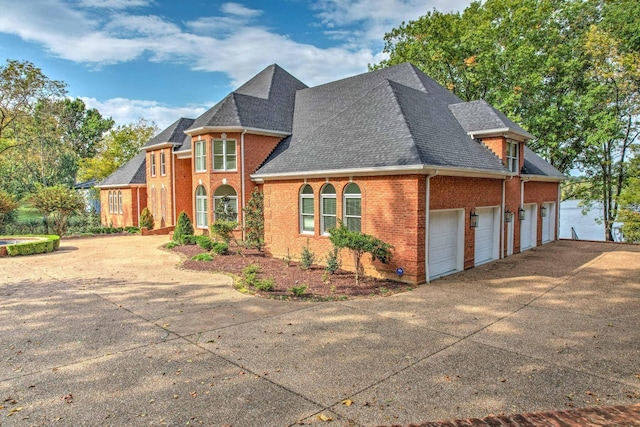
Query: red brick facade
100,186,146,227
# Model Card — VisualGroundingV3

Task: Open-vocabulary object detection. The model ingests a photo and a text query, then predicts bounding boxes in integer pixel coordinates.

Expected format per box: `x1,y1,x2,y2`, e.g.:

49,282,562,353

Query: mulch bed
172,244,411,300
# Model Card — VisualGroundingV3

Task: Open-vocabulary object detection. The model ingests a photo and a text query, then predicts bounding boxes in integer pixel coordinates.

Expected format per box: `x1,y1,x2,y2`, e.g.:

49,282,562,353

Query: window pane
226,154,236,170
213,156,224,170
301,185,313,195
324,216,336,231
346,217,361,232
321,184,335,194
303,215,314,232
213,140,223,154
323,197,336,215
226,140,236,154
344,183,360,194
302,197,314,214
345,198,361,216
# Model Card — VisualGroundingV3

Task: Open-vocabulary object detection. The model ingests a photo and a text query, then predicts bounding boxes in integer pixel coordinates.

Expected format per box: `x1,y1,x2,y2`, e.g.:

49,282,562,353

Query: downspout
241,129,247,240
557,184,561,241
425,169,438,284
171,149,177,225
501,179,506,259
137,187,141,227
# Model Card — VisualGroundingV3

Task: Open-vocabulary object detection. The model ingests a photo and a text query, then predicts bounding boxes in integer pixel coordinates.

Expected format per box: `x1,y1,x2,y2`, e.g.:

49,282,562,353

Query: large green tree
78,119,158,182
373,0,639,241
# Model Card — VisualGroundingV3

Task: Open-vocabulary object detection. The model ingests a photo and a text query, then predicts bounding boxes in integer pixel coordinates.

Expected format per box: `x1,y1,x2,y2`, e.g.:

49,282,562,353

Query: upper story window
213,139,237,171
300,184,314,234
320,183,336,235
343,183,361,232
150,153,156,176
506,140,519,173
195,140,206,172
160,151,166,176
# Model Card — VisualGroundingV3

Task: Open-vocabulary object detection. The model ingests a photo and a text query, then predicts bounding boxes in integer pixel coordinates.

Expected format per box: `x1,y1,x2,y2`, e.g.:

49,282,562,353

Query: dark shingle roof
256,64,507,175
97,151,146,187
449,100,534,139
142,117,195,149
522,146,565,179
186,64,307,134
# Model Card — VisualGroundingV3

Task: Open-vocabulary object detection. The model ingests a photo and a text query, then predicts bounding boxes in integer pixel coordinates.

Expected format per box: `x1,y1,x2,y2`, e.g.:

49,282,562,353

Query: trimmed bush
211,241,229,255
254,277,275,291
210,220,237,244
4,235,60,256
191,253,214,262
173,211,194,244
181,235,197,245
196,235,214,251
140,207,154,230
299,239,316,269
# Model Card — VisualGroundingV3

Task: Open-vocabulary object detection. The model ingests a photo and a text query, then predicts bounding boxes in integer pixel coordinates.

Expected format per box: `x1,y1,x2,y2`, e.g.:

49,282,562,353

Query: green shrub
191,253,214,262
0,190,19,234
243,188,264,251
196,235,214,250
173,211,194,243
165,241,178,249
210,220,238,244
125,226,140,234
182,235,197,245
325,247,341,274
254,277,275,291
4,235,60,256
140,207,154,230
29,185,85,236
211,241,229,255
299,239,316,269
242,264,261,275
290,283,308,297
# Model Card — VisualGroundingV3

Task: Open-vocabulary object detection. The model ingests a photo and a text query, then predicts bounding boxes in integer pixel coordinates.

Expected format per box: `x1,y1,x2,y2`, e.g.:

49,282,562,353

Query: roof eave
184,126,290,138
468,128,535,142
141,142,176,151
95,183,147,189
521,174,566,182
251,165,512,183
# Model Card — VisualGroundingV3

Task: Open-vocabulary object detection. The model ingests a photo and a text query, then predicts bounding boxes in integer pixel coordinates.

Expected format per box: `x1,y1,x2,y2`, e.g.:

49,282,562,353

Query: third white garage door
428,209,463,280
474,207,499,266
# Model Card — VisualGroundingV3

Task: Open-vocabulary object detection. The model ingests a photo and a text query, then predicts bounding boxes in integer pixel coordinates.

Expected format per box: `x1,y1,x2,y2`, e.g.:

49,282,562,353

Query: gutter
172,148,177,225
185,126,290,138
424,169,438,283
241,129,247,240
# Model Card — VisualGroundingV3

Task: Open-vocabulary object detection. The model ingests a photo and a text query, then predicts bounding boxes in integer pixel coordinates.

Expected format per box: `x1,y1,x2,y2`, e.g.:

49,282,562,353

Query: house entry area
428,209,464,280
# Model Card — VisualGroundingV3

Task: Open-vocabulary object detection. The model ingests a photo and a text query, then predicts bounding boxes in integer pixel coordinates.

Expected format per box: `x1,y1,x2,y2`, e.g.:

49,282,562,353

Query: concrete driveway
1,236,639,426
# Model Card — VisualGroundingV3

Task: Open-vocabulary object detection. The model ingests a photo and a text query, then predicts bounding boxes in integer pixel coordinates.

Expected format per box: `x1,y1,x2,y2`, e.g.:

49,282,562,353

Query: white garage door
520,204,537,251
428,210,462,280
541,202,556,243
475,207,499,266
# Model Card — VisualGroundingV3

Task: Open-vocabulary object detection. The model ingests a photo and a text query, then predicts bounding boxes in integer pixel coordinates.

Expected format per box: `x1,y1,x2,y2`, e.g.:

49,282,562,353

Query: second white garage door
474,207,499,266
428,209,463,280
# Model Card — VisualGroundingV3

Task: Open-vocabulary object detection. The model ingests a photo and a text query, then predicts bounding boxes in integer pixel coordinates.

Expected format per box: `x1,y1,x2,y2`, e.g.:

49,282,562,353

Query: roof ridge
386,80,428,163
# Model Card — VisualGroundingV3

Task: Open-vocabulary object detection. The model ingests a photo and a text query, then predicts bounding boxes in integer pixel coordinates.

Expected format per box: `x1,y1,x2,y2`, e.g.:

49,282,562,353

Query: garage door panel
475,207,498,266
429,210,461,279
520,204,537,251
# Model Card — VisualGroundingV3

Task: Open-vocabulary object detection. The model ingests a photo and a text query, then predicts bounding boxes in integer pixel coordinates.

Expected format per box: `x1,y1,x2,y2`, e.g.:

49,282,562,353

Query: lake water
559,199,623,241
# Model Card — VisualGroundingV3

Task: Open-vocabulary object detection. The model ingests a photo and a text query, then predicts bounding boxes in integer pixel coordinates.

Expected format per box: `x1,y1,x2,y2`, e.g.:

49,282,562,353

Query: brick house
98,63,564,284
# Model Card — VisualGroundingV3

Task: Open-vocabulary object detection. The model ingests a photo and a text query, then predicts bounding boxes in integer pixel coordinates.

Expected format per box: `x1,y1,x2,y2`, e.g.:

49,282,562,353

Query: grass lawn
16,202,42,222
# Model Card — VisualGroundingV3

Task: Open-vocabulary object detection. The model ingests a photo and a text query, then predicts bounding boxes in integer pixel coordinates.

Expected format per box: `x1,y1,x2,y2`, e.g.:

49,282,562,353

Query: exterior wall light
505,209,513,223
470,209,479,228
518,206,526,221
540,205,547,217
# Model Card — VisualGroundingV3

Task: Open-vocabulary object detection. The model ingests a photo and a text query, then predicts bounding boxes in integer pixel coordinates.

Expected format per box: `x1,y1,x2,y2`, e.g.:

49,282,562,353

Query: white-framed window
195,140,206,172
108,191,113,213
118,191,123,214
506,140,519,173
150,153,156,176
300,184,314,234
343,183,361,232
160,151,166,176
213,139,237,171
320,183,336,235
150,187,157,219
213,185,238,222
195,185,208,228
160,187,167,222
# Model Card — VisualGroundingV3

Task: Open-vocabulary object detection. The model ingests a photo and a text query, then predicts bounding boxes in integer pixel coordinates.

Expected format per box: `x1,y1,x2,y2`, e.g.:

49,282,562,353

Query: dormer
449,100,534,175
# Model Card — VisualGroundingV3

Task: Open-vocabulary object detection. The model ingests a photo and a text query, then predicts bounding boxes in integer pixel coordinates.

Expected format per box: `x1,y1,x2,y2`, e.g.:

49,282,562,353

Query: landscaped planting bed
0,235,60,257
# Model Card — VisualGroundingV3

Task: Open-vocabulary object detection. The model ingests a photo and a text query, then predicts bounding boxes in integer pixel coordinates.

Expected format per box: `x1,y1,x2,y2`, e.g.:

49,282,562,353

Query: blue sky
0,0,472,129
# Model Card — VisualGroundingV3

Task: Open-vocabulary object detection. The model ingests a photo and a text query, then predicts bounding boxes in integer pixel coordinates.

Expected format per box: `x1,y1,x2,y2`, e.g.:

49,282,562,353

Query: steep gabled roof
448,100,535,140
185,64,307,135
522,146,565,179
142,117,195,150
96,151,146,188
256,64,506,176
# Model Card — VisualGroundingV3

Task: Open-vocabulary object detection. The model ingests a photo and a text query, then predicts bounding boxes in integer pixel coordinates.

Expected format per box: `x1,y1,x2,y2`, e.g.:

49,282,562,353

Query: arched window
160,187,167,222
108,191,113,213
213,185,238,222
300,184,314,234
150,187,157,220
195,185,208,228
118,191,123,214
343,183,361,232
320,184,336,235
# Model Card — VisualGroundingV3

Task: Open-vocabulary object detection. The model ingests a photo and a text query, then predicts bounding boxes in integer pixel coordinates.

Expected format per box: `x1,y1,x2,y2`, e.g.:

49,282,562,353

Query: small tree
140,207,154,230
30,185,84,236
0,189,18,233
328,222,394,285
173,211,193,244
243,188,264,251
210,220,238,244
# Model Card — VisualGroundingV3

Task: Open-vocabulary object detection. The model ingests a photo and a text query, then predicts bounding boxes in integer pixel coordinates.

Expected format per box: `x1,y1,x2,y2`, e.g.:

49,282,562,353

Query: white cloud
77,0,152,9
81,97,207,129
220,2,263,18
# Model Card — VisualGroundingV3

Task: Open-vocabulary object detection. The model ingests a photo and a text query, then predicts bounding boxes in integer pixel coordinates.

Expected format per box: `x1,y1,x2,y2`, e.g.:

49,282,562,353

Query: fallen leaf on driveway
317,413,333,421
342,399,353,406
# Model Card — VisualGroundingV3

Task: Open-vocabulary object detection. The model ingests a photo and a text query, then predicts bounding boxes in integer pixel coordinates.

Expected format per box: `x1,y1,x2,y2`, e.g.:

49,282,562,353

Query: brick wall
174,157,193,224
524,180,560,244
146,148,174,227
100,187,146,227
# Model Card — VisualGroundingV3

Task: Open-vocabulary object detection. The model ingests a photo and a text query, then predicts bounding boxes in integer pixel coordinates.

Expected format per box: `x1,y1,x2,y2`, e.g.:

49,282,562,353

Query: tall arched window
150,187,157,220
118,191,123,214
300,184,314,234
320,184,336,235
343,183,361,231
195,185,208,228
160,187,167,222
108,191,113,213
213,185,238,222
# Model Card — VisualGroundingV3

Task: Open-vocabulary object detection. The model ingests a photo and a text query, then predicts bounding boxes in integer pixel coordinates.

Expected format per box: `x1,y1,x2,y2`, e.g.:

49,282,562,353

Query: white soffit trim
521,174,565,182
251,165,513,182
95,184,147,189
185,126,290,138
140,142,175,151
468,127,534,142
